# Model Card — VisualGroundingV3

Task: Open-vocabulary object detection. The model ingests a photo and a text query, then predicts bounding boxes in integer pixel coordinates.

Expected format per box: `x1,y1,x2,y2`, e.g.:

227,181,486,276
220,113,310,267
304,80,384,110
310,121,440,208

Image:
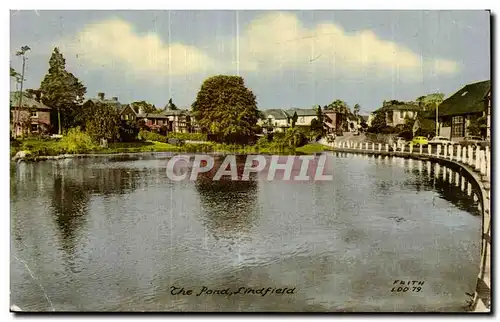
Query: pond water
10,152,482,312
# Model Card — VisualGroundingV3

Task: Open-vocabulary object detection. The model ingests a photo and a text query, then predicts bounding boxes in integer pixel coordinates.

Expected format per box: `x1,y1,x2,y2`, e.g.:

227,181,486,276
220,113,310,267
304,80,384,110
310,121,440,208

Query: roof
260,109,288,119
86,98,125,112
360,115,369,121
162,109,190,116
10,92,51,110
285,108,317,117
436,80,490,117
138,113,169,119
375,103,421,112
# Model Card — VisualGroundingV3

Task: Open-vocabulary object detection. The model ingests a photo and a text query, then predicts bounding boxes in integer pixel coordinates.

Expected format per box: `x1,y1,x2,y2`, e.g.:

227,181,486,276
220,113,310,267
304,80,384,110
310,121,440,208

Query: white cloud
236,12,460,79
56,12,459,80
57,18,227,77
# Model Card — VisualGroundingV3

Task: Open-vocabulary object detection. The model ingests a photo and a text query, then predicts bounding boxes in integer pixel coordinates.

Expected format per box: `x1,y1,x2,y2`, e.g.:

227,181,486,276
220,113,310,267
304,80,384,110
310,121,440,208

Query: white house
285,108,317,126
258,109,290,133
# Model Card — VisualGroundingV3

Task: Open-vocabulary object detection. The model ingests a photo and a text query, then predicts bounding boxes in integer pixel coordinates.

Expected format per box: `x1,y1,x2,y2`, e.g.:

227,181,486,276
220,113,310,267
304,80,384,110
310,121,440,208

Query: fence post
457,145,461,162
378,143,382,152
428,145,431,155
443,145,448,158
468,146,473,165
475,146,481,170
437,145,441,157
449,145,454,160
372,143,375,151
486,147,491,181
419,144,422,155
385,144,389,152
480,150,487,176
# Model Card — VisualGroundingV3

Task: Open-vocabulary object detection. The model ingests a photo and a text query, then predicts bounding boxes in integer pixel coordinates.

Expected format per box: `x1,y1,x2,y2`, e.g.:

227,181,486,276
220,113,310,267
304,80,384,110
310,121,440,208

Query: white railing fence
332,141,490,181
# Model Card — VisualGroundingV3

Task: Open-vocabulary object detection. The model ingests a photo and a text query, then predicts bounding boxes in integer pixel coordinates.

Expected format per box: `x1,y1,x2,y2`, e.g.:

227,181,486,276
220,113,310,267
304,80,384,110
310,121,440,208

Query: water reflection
194,155,260,240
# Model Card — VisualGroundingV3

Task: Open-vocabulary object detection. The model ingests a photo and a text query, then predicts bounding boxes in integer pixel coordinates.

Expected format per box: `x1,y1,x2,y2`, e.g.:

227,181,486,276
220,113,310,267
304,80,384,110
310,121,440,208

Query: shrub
60,127,98,154
119,120,140,142
167,132,207,141
139,130,169,143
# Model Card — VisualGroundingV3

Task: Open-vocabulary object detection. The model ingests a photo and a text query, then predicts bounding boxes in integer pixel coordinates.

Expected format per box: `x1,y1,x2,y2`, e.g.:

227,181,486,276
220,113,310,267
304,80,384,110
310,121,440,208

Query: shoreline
11,142,333,163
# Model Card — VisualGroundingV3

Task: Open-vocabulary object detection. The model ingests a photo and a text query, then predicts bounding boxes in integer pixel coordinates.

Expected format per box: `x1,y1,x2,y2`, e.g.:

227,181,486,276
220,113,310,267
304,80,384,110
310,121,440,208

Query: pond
10,152,482,312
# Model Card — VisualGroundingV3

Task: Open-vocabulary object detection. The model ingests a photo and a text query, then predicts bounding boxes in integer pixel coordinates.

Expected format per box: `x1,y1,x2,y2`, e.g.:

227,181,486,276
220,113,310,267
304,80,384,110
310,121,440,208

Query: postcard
9,9,491,313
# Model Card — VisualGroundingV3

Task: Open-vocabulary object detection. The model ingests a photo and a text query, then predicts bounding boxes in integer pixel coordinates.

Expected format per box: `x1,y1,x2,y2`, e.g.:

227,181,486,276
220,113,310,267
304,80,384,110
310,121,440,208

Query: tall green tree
40,47,87,134
368,110,387,133
353,103,361,116
290,111,298,128
192,75,260,144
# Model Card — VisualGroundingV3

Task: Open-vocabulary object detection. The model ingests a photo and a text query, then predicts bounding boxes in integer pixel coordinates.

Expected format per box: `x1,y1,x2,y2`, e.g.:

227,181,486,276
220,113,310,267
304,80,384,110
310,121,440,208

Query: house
258,109,290,133
369,101,420,127
161,109,193,133
430,80,491,140
285,108,317,126
82,93,128,123
323,110,345,136
10,91,51,137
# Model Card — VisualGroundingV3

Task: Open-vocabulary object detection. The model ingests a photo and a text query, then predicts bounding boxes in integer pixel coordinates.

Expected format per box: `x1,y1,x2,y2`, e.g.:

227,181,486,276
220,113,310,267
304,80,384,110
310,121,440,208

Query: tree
353,103,361,116
467,116,487,138
131,101,160,114
367,111,387,133
40,47,87,134
284,127,306,149
310,105,325,138
165,98,178,111
290,111,298,128
85,102,120,142
191,75,260,144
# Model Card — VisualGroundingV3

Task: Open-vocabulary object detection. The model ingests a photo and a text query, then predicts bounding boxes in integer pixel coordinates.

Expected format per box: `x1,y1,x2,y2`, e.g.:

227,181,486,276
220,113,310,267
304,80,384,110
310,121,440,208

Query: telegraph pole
15,46,30,139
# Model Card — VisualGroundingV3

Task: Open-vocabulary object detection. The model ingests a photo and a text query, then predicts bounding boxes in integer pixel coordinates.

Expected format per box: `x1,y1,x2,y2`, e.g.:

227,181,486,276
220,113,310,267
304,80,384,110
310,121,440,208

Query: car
411,136,428,146
428,136,455,146
458,136,487,148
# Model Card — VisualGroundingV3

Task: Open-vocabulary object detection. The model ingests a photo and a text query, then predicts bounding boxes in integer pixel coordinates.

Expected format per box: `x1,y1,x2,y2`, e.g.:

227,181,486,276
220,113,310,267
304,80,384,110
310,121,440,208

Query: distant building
323,110,345,136
10,92,51,137
369,101,420,127
285,108,317,126
430,80,491,140
161,108,193,133
258,109,290,133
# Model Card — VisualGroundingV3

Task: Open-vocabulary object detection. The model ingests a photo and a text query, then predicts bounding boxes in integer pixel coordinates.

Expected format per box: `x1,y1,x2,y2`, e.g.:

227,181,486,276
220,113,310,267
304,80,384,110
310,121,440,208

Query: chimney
98,92,105,100
112,97,118,101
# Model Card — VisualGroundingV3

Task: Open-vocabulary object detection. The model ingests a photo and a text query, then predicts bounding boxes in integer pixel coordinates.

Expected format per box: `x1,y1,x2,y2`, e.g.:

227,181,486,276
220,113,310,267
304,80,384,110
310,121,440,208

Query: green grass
11,139,332,159
295,143,333,154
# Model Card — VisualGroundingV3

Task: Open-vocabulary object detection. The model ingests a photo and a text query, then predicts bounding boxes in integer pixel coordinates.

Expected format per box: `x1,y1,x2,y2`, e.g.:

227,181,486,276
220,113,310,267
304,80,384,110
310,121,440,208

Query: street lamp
435,102,439,137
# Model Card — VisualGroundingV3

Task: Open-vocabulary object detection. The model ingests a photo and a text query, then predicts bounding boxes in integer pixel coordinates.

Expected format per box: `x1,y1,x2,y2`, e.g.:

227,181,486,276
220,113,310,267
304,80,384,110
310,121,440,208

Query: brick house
10,91,51,137
323,110,345,136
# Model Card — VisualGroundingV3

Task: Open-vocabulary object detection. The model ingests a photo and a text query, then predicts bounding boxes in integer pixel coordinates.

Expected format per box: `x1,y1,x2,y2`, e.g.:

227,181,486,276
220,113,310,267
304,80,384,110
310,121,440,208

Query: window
400,111,404,118
30,111,38,117
30,123,38,132
124,114,129,120
451,116,464,138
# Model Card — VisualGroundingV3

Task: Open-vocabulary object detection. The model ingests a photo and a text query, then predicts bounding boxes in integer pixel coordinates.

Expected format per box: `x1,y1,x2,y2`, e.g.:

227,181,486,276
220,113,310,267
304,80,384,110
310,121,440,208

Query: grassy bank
11,139,332,160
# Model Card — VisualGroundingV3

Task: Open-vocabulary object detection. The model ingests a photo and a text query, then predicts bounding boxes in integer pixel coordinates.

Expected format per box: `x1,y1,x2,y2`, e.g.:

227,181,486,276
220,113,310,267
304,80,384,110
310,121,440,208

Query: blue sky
10,10,490,113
